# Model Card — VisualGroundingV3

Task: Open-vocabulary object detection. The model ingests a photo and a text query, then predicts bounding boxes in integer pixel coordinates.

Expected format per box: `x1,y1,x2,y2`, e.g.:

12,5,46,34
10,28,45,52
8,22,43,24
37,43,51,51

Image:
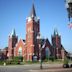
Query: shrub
49,56,55,62
0,60,4,65
13,56,23,62
63,57,68,64
5,56,23,65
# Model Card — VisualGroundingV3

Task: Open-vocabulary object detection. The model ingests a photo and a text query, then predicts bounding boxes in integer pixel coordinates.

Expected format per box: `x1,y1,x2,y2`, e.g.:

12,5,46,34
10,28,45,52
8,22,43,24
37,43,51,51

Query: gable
15,39,25,48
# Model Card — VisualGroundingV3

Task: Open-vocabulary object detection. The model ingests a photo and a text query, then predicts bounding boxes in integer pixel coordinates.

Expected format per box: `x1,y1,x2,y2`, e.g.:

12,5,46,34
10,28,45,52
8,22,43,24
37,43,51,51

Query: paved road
0,64,72,72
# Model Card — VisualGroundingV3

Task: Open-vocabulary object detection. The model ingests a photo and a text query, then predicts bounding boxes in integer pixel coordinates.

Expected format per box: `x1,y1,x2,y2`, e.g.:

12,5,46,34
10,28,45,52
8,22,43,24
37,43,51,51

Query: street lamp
37,33,43,69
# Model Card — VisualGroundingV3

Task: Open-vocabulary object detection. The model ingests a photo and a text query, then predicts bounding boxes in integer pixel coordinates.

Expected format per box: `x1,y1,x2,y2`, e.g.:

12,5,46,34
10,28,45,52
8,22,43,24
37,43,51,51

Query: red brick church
6,4,67,61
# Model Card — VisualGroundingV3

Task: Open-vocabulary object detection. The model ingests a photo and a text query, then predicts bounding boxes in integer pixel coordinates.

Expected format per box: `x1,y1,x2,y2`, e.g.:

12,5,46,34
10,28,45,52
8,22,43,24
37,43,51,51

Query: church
6,4,67,61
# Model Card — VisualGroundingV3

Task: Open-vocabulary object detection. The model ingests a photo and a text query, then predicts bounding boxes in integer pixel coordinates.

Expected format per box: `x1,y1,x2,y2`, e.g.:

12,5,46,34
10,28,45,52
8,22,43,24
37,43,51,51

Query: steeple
30,3,36,17
27,4,39,22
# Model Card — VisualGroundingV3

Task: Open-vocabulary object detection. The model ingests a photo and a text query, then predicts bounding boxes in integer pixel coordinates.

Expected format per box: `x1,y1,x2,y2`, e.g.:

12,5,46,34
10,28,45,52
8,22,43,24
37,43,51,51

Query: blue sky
0,0,72,53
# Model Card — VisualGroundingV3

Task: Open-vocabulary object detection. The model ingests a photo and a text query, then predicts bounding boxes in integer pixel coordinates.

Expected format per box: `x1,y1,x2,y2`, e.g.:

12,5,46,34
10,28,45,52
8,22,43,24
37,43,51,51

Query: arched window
45,47,51,59
18,47,22,56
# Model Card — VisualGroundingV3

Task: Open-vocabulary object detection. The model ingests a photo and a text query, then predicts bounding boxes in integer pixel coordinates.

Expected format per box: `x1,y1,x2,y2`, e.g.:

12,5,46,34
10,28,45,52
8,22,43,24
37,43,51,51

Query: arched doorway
45,47,51,59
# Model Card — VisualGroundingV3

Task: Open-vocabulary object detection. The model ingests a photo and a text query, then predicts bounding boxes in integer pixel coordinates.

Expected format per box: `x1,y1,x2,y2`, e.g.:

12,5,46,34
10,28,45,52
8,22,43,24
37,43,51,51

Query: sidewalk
0,63,72,72
29,68,72,72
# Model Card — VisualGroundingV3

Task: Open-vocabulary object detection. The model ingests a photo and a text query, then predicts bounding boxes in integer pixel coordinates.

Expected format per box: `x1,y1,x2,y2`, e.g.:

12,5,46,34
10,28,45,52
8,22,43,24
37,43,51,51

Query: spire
54,28,58,36
10,29,16,37
13,29,16,36
30,3,36,17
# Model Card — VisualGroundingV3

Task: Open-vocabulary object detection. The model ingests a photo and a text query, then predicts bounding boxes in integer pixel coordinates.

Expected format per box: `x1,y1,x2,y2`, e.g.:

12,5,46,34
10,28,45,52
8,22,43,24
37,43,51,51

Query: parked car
70,64,72,68
63,64,69,68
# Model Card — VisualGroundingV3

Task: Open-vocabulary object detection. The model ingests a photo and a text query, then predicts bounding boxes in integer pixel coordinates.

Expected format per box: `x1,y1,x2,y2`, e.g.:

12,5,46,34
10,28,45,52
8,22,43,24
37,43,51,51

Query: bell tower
52,29,61,59
8,29,18,59
26,4,40,61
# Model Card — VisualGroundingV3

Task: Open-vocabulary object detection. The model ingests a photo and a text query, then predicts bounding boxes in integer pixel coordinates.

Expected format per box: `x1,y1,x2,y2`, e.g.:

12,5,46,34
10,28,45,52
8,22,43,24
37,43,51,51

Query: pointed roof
54,28,58,36
10,29,16,37
13,29,16,36
30,3,36,17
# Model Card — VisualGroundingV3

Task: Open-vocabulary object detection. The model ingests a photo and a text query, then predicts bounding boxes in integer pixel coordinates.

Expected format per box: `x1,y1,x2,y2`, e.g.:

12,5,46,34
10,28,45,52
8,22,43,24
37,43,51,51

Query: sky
0,0,72,53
